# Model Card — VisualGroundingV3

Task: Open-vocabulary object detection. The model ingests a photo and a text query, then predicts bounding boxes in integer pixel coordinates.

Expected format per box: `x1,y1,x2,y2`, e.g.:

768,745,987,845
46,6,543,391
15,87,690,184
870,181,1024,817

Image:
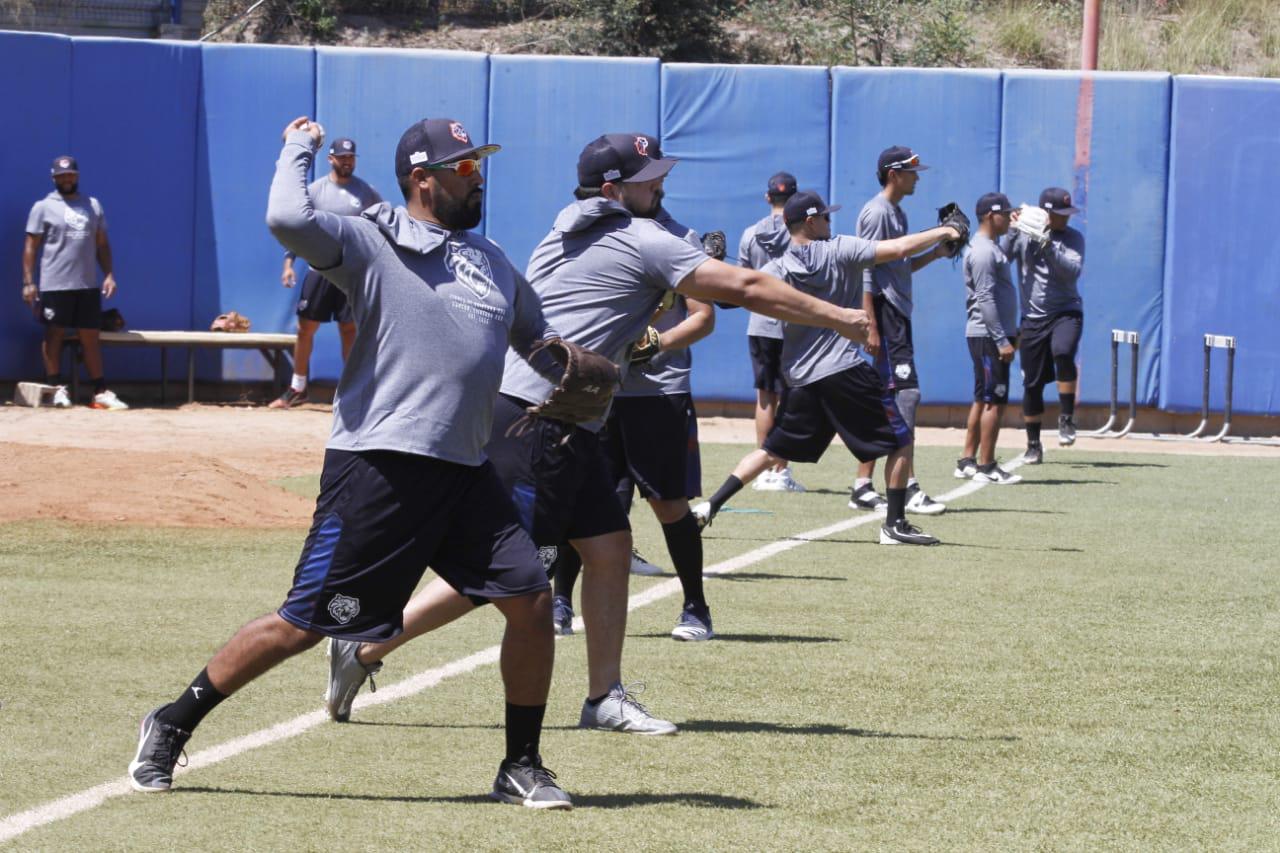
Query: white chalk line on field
0,459,1020,844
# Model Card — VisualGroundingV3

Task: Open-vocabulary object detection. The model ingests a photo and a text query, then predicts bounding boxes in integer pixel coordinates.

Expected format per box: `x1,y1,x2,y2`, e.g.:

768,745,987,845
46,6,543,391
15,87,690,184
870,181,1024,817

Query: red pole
1081,0,1101,70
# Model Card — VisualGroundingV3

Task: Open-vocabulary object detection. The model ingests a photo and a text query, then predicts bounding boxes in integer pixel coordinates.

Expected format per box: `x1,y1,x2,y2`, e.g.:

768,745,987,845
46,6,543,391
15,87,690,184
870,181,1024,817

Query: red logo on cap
634,136,649,157
776,183,787,192
1063,193,1072,206
450,122,470,144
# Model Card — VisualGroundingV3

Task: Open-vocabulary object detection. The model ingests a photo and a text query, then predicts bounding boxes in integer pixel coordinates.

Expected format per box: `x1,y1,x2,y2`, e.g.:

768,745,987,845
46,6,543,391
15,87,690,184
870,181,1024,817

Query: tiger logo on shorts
327,593,361,625
537,545,558,572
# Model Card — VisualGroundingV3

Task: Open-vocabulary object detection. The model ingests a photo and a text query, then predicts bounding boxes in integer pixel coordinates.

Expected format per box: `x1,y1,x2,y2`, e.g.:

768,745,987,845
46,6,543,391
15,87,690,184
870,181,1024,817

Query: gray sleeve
998,231,1019,257
1045,232,1084,283
857,206,889,293
25,201,45,235
265,131,349,276
834,234,878,273
508,270,562,382
640,226,710,290
737,226,754,268
972,248,1009,346
92,198,107,233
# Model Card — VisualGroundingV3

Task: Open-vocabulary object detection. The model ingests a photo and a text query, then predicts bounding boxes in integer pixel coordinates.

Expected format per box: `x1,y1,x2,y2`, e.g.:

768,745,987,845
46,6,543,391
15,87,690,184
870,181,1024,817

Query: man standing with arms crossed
271,137,383,408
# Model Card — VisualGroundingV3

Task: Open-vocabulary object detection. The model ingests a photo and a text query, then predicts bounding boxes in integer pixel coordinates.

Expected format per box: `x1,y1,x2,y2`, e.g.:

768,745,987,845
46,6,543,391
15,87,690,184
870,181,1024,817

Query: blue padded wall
832,67,1002,407
1001,71,1170,408
310,46,489,382
68,38,201,380
485,55,661,272
194,44,314,380
1163,76,1280,416
662,63,831,402
1,31,72,380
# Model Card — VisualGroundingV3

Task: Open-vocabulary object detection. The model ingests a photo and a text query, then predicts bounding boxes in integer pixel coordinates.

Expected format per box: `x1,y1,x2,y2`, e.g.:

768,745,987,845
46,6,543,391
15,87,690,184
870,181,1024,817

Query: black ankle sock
586,692,608,706
1060,393,1075,417
91,376,107,394
886,487,907,524
45,373,62,386
1026,422,1042,445
709,475,744,514
662,512,705,610
551,546,582,601
158,668,228,732
505,702,546,762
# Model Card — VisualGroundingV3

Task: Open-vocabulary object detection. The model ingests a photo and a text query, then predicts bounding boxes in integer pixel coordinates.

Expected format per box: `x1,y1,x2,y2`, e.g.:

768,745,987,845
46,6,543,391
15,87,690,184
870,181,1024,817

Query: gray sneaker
128,706,191,792
325,638,382,722
671,604,714,641
578,682,678,735
552,595,575,636
491,755,573,810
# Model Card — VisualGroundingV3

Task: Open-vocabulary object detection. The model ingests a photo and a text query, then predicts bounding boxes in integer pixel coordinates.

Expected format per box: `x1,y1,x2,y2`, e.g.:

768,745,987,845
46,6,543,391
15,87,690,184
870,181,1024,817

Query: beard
623,187,663,219
432,183,483,231
56,182,78,196
334,165,354,178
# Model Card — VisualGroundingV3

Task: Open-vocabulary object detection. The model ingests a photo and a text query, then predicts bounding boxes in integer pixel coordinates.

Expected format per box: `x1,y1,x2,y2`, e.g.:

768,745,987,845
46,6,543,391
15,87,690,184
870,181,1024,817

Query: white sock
290,374,307,393
854,477,872,490
907,477,919,489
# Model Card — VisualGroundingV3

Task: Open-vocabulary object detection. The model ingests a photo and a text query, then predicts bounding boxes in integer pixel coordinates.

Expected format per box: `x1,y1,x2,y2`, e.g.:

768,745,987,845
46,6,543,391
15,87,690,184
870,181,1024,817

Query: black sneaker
974,463,1023,485
491,755,573,809
1023,443,1044,465
1058,414,1077,446
954,457,977,479
879,518,940,546
128,706,191,792
268,387,309,409
849,483,888,513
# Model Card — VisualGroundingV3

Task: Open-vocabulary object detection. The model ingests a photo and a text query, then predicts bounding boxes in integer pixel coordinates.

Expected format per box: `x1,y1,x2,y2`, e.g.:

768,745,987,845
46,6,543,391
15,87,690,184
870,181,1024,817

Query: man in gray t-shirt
271,137,384,409
22,155,128,410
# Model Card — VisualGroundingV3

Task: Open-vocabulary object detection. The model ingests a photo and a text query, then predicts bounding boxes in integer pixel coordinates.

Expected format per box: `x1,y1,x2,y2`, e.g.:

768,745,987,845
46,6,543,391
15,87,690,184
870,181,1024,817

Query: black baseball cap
975,192,1013,219
329,138,357,156
394,118,500,177
767,171,797,196
577,133,678,188
877,146,929,178
1039,186,1080,215
51,155,78,175
783,190,842,226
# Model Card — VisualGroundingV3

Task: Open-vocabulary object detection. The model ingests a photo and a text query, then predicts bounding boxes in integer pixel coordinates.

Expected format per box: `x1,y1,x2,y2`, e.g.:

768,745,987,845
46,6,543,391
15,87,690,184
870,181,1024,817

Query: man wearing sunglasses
694,190,963,546
851,146,950,516
272,137,383,409
129,116,575,809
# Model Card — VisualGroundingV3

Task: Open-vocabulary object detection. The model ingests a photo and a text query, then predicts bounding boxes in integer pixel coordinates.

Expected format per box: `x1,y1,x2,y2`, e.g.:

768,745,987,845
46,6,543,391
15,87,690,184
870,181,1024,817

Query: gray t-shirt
267,130,557,466
763,235,878,388
1001,226,1085,320
737,213,790,339
25,192,107,292
857,194,913,316
501,198,709,428
285,174,383,263
964,233,1018,346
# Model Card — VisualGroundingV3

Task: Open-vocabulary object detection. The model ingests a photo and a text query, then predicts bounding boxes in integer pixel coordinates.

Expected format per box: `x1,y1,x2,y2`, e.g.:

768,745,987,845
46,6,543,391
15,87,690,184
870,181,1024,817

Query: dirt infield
3,404,1276,528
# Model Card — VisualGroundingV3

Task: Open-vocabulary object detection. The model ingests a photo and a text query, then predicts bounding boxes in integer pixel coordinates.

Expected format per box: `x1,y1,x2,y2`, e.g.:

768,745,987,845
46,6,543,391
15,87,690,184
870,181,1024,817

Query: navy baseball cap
329,138,357,156
783,190,842,226
51,155,78,175
394,118,500,177
767,171,797,196
877,146,929,178
975,192,1013,219
1039,187,1080,215
577,133,678,188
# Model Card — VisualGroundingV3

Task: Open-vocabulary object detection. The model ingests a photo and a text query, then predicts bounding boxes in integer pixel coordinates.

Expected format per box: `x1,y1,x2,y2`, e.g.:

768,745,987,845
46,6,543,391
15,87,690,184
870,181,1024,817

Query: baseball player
738,171,805,492
22,155,127,410
851,146,949,516
956,192,1022,484
271,137,383,408
320,132,872,734
1003,187,1086,463
129,116,577,809
694,190,965,546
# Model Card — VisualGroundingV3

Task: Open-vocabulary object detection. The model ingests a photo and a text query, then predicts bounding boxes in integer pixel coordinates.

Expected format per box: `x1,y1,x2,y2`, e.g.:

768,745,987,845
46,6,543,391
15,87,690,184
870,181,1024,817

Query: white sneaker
52,386,72,408
578,682,677,735
974,464,1022,485
91,389,129,410
691,501,713,529
671,605,714,641
751,469,784,491
775,466,806,492
629,549,664,576
906,486,947,515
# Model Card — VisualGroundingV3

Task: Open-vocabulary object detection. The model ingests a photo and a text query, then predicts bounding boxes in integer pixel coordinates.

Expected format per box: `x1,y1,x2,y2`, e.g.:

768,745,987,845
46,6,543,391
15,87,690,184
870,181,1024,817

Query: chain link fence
1,0,173,35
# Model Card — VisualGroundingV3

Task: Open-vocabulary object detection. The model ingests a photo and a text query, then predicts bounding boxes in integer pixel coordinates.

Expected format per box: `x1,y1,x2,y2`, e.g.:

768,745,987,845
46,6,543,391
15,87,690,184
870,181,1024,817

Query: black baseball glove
524,339,620,425
937,202,971,258
701,230,727,261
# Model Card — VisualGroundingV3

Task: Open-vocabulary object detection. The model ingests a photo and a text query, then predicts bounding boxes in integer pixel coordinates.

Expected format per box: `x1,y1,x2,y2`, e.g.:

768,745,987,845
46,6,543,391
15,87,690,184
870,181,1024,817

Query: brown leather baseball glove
524,338,620,424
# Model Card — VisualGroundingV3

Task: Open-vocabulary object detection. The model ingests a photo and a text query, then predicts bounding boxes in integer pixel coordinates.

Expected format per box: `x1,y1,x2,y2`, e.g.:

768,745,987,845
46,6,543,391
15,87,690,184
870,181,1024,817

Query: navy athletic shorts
486,394,630,547
37,288,101,330
602,394,701,501
748,335,785,393
968,337,1011,404
296,269,353,324
1019,311,1082,388
277,449,548,643
763,361,911,464
872,294,918,391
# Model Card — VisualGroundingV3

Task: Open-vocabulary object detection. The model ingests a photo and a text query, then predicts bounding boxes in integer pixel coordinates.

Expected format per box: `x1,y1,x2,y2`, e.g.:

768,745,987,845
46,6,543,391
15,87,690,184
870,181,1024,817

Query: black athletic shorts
763,361,911,464
602,393,701,501
277,449,548,643
748,335,785,394
487,393,630,547
296,269,353,324
1019,311,1083,388
872,295,918,391
37,288,101,330
968,337,1011,404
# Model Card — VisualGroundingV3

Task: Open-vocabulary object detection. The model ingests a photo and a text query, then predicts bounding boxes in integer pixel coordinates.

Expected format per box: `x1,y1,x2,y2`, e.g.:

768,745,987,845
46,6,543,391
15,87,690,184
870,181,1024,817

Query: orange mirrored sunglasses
427,158,482,177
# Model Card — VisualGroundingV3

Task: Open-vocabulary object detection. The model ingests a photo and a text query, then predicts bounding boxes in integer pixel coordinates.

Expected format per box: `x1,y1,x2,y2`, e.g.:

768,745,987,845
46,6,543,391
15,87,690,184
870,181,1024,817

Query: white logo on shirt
63,206,90,238
447,241,494,300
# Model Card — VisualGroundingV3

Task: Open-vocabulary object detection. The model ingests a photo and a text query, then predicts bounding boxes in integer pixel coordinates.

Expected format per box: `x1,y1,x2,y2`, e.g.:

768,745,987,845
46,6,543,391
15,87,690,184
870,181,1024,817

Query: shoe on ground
552,595,574,636
776,466,806,492
954,457,977,479
1022,443,1044,465
578,682,677,735
1058,414,1077,447
325,638,382,722
128,705,191,792
974,464,1023,485
671,603,714,642
879,518,941,546
848,483,888,513
750,469,784,491
691,500,714,530
906,485,947,516
52,385,72,408
629,548,664,575
269,387,309,409
490,754,573,810
91,389,128,410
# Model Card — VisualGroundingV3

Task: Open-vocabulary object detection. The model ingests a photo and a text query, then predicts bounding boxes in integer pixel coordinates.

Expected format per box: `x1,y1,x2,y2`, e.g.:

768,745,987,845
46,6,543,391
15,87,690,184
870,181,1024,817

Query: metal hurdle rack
1090,329,1140,438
